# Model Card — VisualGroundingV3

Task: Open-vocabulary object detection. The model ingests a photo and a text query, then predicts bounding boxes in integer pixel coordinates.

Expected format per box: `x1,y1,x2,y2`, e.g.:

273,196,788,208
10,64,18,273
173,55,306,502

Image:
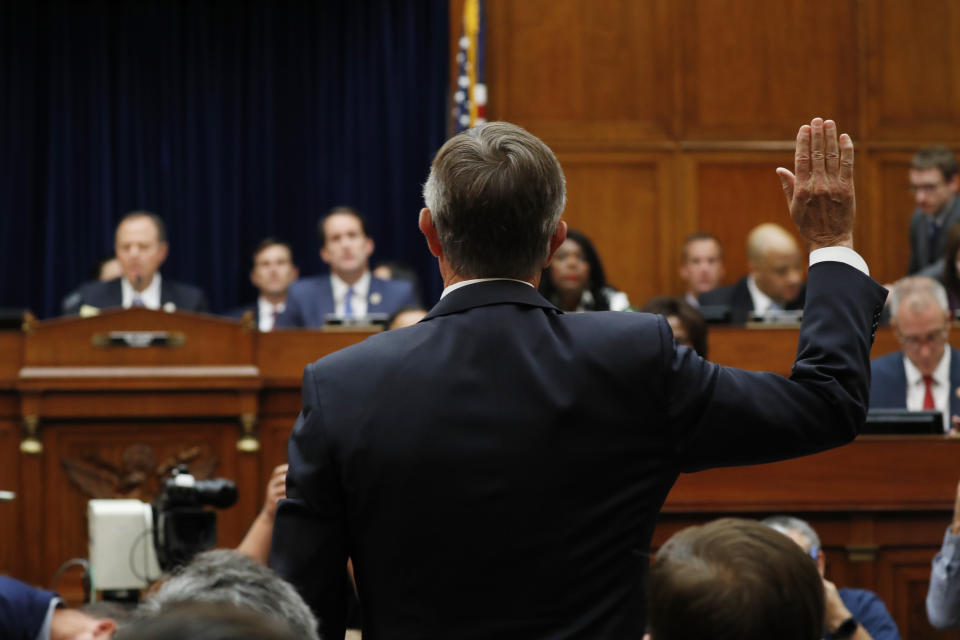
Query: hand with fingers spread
777,118,856,251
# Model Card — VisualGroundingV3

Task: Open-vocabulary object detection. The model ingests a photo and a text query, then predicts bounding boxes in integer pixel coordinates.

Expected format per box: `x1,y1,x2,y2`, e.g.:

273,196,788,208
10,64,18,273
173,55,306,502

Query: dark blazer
225,303,259,325
270,262,886,640
869,348,960,420
0,576,58,640
698,275,805,324
61,277,209,315
908,196,960,278
274,274,419,328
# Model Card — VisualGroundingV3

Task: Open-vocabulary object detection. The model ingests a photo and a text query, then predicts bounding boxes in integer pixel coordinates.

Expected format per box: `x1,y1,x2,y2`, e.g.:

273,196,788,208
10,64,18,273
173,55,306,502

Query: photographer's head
421,122,567,284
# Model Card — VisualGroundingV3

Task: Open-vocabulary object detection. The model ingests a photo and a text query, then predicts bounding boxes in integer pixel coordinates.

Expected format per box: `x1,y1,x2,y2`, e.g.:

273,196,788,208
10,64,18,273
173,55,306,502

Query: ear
816,550,826,578
949,173,959,193
542,220,568,267
158,242,169,265
419,208,444,259
320,246,330,265
364,236,375,258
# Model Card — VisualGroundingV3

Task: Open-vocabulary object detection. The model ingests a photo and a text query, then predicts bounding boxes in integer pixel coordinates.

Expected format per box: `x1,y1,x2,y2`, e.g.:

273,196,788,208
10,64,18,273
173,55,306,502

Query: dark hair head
538,229,612,311
681,232,723,262
640,296,708,358
117,211,167,243
648,518,824,640
423,121,566,280
252,238,295,267
117,602,298,640
317,206,369,247
911,145,959,182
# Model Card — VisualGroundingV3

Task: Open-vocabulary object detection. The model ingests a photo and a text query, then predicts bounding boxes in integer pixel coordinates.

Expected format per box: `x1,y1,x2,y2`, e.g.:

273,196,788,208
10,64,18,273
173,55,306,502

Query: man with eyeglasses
870,276,959,432
907,146,960,278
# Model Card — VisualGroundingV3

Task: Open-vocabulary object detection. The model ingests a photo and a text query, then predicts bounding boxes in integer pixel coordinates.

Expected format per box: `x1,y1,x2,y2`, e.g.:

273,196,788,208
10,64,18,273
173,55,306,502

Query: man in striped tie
870,276,960,433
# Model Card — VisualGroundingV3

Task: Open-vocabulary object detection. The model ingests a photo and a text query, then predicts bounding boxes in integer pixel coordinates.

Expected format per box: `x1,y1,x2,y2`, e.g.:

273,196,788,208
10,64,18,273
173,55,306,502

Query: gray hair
761,515,821,551
422,121,566,280
138,550,318,640
889,276,949,319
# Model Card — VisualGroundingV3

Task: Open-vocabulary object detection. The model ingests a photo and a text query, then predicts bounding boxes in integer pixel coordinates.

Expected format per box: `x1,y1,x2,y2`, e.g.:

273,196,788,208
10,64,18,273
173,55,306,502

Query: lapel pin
369,292,382,306
163,302,177,313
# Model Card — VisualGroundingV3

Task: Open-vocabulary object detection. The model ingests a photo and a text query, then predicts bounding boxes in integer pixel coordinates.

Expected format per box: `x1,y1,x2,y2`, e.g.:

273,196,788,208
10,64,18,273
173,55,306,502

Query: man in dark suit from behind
870,276,960,433
275,207,419,328
226,239,299,331
699,222,805,323
270,118,887,639
62,211,208,315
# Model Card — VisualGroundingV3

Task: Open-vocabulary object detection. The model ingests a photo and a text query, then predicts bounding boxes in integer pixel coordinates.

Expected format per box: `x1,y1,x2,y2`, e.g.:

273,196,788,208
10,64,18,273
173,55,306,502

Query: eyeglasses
909,183,946,194
898,327,949,349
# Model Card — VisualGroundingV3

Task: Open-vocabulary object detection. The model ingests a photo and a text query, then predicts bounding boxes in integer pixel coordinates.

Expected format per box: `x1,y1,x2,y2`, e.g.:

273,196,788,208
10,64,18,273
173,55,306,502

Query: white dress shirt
904,347,952,432
257,297,286,332
746,275,778,315
121,273,162,309
331,271,371,318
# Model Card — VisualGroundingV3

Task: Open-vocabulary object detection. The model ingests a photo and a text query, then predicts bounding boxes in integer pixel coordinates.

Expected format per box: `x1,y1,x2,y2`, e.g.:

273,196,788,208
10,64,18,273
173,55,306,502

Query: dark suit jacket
869,348,960,420
61,277,209,315
274,274,418,328
908,196,960,278
698,275,805,324
270,263,886,640
225,302,259,325
0,576,58,640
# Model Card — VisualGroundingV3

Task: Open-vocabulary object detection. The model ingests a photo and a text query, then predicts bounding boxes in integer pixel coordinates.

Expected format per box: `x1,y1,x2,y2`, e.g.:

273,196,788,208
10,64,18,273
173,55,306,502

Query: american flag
453,0,486,133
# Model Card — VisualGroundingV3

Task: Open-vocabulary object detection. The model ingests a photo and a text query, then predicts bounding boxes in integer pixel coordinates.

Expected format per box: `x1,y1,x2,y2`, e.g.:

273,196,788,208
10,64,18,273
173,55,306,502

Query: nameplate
91,331,186,348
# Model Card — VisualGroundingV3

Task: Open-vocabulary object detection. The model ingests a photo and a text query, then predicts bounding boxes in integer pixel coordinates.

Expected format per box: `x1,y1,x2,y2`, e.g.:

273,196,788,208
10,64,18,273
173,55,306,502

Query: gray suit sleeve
928,527,960,629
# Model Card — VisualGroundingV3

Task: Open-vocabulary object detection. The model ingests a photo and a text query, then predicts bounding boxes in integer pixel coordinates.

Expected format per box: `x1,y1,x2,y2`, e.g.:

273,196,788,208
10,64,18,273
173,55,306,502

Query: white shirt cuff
809,246,869,276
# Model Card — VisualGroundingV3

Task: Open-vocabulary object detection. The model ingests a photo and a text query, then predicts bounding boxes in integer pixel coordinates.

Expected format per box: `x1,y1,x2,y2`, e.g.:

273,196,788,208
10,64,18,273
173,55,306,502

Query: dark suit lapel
160,279,174,308
316,277,335,320
368,278,387,312
424,280,558,320
950,348,960,421
103,279,123,308
894,353,909,409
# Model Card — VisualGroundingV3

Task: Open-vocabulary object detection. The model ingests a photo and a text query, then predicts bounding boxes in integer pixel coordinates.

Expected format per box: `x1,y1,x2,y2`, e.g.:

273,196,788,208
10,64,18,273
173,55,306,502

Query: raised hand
776,118,855,251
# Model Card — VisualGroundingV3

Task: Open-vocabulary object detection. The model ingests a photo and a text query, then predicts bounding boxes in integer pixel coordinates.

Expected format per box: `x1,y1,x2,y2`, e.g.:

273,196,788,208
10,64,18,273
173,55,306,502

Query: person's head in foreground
116,602,297,640
645,518,824,640
138,549,318,640
421,121,567,283
889,276,951,377
639,295,708,358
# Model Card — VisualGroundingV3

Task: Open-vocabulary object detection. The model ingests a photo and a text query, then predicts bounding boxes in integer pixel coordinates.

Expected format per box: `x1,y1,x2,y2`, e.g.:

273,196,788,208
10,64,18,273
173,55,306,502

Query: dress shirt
904,348,951,432
684,292,700,308
441,278,534,298
257,297,286,332
36,597,60,640
331,272,371,318
120,273,162,309
746,275,779,315
928,526,960,629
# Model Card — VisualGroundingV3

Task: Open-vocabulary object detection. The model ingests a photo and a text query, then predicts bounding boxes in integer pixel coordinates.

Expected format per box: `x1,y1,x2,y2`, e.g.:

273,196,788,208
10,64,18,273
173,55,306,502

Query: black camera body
152,465,237,571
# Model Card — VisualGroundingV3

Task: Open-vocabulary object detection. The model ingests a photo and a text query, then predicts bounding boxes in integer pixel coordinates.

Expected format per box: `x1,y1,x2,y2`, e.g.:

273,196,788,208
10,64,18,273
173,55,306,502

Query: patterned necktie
344,287,355,318
923,375,935,411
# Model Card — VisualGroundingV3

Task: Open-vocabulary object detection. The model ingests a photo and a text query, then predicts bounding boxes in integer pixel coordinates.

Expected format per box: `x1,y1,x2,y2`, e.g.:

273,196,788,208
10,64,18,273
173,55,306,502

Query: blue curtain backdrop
0,0,449,318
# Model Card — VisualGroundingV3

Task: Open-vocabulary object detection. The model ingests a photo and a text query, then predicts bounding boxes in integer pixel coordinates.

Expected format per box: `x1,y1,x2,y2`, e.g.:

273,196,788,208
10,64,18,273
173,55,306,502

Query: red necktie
923,375,935,411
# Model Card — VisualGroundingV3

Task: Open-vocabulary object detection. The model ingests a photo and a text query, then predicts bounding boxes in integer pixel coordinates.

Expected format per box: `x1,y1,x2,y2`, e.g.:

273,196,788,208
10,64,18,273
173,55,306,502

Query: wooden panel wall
463,0,960,305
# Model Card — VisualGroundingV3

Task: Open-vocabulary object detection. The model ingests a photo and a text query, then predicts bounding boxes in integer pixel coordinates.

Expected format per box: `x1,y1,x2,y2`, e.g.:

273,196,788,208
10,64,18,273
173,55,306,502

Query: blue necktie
344,287,354,318
132,295,145,308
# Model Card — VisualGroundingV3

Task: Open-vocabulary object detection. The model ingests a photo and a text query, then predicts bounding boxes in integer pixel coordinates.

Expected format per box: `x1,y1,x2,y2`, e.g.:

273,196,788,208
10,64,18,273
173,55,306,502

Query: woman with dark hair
639,296,709,359
539,229,630,312
943,222,960,311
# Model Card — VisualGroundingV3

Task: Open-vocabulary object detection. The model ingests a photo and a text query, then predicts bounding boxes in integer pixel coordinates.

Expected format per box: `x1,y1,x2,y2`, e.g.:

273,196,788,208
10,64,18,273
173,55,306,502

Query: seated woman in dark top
538,229,630,312
639,296,709,359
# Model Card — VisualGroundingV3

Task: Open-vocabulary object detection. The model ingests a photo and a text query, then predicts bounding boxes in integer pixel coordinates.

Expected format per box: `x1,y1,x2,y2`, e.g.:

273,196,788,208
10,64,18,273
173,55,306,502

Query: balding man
870,276,959,432
63,211,208,315
1,576,117,640
699,222,805,323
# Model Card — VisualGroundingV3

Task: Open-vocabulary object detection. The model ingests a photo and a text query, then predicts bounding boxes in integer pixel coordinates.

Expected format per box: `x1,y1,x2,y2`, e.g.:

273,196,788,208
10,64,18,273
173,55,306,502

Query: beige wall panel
556,154,670,306
865,0,960,141
487,0,675,149
680,0,858,140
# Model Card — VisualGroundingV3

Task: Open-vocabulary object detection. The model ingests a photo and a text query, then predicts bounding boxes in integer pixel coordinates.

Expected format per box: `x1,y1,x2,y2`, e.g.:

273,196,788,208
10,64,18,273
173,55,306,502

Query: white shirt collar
257,296,285,332
745,275,777,315
330,271,371,317
440,278,534,299
120,272,162,309
904,347,950,388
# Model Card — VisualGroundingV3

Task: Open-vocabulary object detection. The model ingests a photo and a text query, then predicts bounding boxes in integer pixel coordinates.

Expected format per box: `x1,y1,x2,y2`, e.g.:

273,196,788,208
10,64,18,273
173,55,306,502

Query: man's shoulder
224,303,257,319
698,277,747,306
871,350,904,369
162,279,208,311
288,276,330,297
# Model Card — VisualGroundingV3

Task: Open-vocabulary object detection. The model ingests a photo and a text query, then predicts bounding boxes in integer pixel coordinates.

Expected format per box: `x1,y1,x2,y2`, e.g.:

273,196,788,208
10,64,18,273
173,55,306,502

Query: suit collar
424,279,559,320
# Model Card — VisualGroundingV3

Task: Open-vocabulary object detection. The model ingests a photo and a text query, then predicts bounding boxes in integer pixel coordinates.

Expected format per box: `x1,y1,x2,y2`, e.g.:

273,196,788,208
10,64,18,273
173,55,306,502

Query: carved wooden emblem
62,444,219,501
